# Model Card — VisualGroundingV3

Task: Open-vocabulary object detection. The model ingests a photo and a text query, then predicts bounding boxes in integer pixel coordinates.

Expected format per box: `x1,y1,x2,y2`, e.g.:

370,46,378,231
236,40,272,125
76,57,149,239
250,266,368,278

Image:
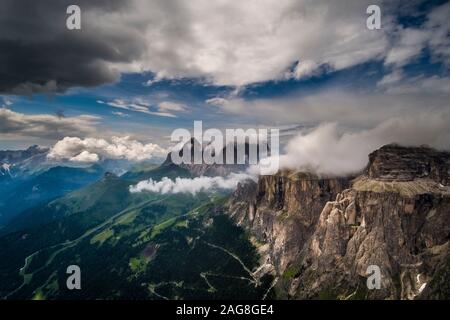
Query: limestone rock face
227,172,350,281
291,189,450,299
226,145,450,299
367,144,450,184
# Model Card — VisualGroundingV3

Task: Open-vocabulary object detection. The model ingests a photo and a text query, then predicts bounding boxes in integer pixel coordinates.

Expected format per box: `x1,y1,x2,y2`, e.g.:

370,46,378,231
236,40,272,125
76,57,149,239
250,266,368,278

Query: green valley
0,171,273,300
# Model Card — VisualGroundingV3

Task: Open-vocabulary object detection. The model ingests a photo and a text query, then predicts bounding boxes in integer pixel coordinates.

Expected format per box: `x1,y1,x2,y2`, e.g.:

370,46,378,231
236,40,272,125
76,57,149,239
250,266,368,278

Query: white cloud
276,112,450,176
383,2,450,77
384,28,429,67
427,2,450,66
69,151,100,163
381,75,450,94
3,1,448,92
130,172,254,195
157,101,187,112
134,0,449,86
290,60,321,79
100,0,390,86
48,136,167,163
377,69,404,86
98,98,186,118
205,97,229,108
111,111,130,117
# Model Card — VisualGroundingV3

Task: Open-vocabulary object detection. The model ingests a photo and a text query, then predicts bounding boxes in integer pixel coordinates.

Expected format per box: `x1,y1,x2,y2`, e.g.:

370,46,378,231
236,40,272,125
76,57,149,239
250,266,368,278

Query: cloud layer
48,136,167,162
5,0,445,92
276,112,450,176
136,0,389,86
207,67,450,129
0,108,100,139
130,173,254,195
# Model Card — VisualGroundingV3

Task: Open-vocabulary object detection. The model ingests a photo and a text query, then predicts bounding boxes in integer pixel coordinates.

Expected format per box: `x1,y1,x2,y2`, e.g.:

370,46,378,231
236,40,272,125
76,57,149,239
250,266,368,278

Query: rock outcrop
164,138,267,177
226,144,450,299
367,144,450,184
227,172,351,284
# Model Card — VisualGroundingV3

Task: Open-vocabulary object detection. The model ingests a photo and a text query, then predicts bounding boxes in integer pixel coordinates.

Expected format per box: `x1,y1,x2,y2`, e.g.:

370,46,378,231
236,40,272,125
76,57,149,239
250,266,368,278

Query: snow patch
1,163,12,176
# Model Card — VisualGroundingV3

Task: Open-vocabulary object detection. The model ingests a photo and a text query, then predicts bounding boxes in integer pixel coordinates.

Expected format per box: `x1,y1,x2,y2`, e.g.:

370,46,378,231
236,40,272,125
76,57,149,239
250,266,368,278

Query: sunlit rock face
226,144,450,299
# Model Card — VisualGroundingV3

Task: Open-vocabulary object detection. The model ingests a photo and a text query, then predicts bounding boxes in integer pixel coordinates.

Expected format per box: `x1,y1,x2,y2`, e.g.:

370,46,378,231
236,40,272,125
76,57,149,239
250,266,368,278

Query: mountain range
0,143,449,299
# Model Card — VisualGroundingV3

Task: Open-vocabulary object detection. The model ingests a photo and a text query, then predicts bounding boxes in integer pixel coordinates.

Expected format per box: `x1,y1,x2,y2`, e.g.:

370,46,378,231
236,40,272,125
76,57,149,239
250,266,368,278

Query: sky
0,0,449,172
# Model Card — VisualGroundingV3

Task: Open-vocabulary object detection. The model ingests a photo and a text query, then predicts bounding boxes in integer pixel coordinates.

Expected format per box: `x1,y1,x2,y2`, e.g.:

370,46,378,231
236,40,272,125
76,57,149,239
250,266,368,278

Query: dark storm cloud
0,0,145,94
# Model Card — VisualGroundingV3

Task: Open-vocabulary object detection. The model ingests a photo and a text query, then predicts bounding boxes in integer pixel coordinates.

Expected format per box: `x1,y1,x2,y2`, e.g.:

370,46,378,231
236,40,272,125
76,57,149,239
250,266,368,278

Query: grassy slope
0,168,273,299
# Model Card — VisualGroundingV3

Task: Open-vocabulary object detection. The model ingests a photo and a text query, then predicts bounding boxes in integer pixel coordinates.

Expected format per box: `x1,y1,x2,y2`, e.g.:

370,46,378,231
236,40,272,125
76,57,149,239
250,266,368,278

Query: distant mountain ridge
0,145,49,188
122,138,262,182
0,144,163,228
163,137,266,177
0,164,106,229
0,145,49,164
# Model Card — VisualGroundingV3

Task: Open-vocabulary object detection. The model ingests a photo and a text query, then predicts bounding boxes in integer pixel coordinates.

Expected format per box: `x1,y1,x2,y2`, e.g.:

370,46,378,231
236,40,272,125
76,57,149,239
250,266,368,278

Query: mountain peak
102,171,119,180
367,144,450,184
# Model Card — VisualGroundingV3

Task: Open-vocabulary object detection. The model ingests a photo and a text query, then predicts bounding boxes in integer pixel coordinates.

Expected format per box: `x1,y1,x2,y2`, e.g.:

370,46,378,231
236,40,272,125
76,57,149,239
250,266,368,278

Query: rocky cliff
367,144,450,184
227,172,351,286
226,144,450,299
